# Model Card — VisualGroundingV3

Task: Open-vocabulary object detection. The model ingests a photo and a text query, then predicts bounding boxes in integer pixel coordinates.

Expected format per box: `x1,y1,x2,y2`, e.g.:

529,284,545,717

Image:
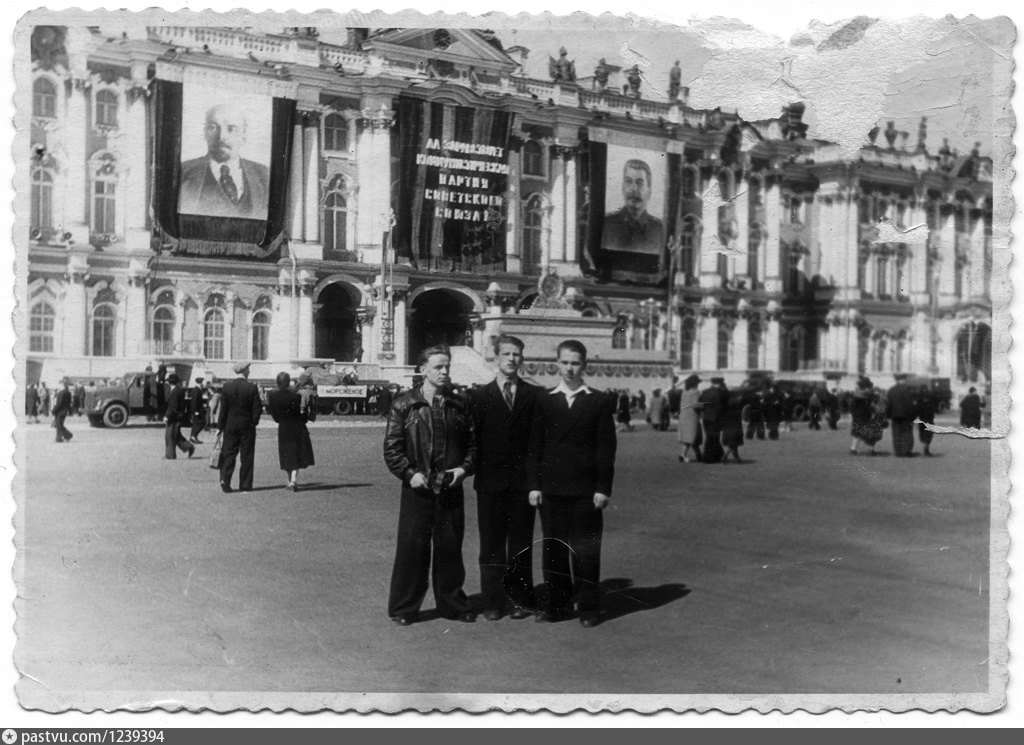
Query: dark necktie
502,380,515,410
219,165,239,204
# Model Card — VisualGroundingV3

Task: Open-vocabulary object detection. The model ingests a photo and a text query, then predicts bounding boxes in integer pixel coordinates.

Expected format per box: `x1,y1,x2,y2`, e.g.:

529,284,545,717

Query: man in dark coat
886,373,919,457
188,377,207,444
527,340,617,627
217,361,263,493
468,334,539,620
383,344,476,626
164,374,195,460
959,387,984,428
699,378,728,463
51,378,73,443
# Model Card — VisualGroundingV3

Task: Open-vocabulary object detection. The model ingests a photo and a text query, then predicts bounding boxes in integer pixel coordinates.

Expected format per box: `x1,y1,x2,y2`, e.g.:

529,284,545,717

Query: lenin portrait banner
152,77,295,258
585,130,678,285
393,94,513,272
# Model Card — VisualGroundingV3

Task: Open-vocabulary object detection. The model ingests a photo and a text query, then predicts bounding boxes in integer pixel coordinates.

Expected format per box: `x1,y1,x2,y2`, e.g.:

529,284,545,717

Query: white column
303,116,321,244
297,283,314,359
62,271,88,356
505,142,521,273
734,177,749,282
121,84,149,250
563,151,578,265
763,181,783,294
766,316,781,371
354,108,393,262
270,290,293,362
360,309,377,364
968,210,986,301
734,316,749,371
64,83,90,243
549,154,566,264
393,293,408,365
700,174,720,287
287,122,305,239
938,206,957,300
698,313,718,370
123,279,147,358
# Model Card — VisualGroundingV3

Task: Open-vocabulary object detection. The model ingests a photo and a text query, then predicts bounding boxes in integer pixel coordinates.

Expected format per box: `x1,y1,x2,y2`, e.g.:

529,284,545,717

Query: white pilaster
549,155,566,264
765,316,781,371
763,181,783,294
698,313,718,370
64,84,90,243
303,117,320,243
734,317,749,372
938,206,957,300
297,284,314,359
393,294,408,365
563,152,578,265
288,122,305,239
505,143,521,273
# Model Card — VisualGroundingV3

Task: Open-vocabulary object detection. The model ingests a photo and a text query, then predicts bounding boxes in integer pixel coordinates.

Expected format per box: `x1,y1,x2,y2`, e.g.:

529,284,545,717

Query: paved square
16,414,991,698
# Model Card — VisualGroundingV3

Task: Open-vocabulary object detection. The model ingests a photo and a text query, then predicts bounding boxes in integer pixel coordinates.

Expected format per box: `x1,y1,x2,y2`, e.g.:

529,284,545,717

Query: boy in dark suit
469,335,539,620
527,339,617,627
217,361,263,493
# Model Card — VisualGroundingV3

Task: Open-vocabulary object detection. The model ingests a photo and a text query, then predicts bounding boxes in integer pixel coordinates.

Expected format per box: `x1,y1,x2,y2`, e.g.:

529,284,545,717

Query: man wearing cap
886,373,918,457
188,377,208,445
699,377,728,463
217,361,262,492
164,374,195,460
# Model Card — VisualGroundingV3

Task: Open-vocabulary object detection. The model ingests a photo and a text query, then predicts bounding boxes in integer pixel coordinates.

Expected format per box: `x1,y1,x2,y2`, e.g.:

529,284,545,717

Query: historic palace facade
23,25,993,390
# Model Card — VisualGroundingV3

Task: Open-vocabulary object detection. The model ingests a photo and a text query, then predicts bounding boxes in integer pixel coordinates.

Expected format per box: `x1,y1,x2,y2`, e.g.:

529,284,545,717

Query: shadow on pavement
297,482,375,491
599,578,690,622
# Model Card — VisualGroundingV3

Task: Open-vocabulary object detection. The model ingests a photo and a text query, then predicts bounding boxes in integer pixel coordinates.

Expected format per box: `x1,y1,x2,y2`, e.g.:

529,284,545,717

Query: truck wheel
333,400,352,416
102,403,129,428
792,404,808,422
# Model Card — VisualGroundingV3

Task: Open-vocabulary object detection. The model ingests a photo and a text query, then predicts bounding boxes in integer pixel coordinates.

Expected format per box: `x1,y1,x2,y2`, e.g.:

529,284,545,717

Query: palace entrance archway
315,283,361,361
408,288,477,361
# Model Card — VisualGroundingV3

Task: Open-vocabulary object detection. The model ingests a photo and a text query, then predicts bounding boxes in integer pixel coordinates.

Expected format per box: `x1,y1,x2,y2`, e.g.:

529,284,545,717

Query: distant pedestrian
917,386,937,457
188,377,207,444
646,388,669,431
217,361,262,493
296,373,319,418
26,384,40,423
886,373,918,457
156,363,168,421
38,382,50,417
267,372,315,491
959,387,984,428
72,382,85,416
808,389,822,431
826,388,841,430
849,376,884,455
762,383,783,440
677,374,703,463
744,389,765,440
51,379,73,443
163,374,195,460
615,390,633,432
207,384,222,428
637,390,646,412
377,384,393,417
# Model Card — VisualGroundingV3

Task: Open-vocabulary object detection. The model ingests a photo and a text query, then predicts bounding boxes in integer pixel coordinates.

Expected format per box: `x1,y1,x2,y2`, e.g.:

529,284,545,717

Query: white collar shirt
551,380,591,408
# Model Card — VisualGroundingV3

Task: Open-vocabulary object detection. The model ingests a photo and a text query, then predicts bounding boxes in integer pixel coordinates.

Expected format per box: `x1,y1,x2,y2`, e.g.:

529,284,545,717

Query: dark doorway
956,321,991,384
315,284,360,362
408,289,473,361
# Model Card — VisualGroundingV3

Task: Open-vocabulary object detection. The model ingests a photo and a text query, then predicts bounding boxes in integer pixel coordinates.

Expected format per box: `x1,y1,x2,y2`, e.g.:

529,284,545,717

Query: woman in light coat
676,374,703,462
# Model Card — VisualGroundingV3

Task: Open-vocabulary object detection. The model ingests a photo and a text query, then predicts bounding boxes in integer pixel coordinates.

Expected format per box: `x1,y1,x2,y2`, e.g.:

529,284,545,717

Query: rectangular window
93,181,116,234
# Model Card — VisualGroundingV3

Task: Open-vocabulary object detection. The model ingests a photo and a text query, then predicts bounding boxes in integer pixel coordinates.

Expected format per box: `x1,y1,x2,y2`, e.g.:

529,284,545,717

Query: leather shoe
391,615,416,626
455,612,477,623
482,610,503,621
509,607,531,620
579,614,601,628
220,482,233,493
187,446,196,459
535,611,566,623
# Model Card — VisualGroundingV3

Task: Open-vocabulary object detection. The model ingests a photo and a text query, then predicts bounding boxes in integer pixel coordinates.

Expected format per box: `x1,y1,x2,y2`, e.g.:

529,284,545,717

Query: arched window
873,336,888,372
875,255,889,297
33,78,56,119
857,327,870,374
203,308,227,360
323,187,348,254
789,196,802,224
893,333,907,373
679,316,696,369
717,325,731,370
612,323,627,349
29,301,56,352
747,224,761,286
681,165,699,197
323,113,349,152
522,140,544,177
858,243,870,291
522,195,544,273
95,89,118,128
91,304,116,357
30,169,53,232
91,156,118,237
786,243,804,294
747,320,762,370
895,251,908,298
152,306,175,356
251,310,271,361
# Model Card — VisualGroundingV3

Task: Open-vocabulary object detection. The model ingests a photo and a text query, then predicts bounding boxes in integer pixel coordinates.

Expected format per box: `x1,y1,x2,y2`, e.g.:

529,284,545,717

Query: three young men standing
383,337,617,628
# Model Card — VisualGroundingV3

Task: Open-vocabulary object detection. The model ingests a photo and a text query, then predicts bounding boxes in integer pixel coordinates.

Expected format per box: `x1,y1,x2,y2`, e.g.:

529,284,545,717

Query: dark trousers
53,413,72,442
745,420,765,440
891,418,915,456
701,422,723,463
220,424,257,490
809,407,821,430
539,494,604,615
388,485,471,619
189,416,206,441
164,421,191,458
476,487,536,612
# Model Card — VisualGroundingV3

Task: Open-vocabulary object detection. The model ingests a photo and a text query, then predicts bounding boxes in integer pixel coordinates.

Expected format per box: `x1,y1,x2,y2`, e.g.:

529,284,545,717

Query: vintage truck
85,364,194,428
